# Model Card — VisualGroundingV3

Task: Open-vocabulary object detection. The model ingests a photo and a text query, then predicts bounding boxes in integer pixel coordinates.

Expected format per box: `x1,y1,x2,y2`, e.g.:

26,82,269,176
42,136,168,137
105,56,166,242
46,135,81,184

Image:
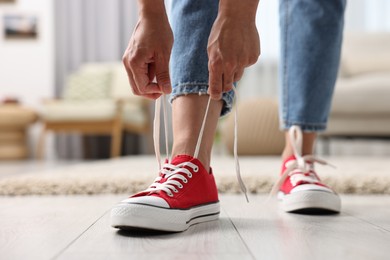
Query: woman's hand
122,1,173,99
207,0,261,100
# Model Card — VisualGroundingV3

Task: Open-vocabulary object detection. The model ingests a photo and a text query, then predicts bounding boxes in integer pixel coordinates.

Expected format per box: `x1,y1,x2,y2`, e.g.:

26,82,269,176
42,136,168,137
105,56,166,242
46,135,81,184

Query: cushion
78,62,145,103
122,101,147,126
332,73,390,116
110,64,142,102
78,63,117,73
341,32,390,76
41,100,117,122
327,116,390,136
63,70,111,100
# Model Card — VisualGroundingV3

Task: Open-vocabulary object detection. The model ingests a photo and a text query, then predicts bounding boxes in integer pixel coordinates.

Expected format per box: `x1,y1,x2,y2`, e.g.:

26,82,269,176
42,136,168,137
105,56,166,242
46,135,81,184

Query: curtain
54,0,138,159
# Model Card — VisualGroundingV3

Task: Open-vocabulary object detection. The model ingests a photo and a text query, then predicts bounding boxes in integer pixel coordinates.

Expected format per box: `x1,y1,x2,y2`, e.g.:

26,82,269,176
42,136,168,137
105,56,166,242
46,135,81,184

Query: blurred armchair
38,63,150,159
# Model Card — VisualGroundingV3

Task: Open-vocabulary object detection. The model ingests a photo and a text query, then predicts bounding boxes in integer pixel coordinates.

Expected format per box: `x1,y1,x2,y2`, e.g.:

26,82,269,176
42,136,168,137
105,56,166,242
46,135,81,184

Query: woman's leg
170,0,234,170
276,0,347,213
111,1,228,232
279,0,346,158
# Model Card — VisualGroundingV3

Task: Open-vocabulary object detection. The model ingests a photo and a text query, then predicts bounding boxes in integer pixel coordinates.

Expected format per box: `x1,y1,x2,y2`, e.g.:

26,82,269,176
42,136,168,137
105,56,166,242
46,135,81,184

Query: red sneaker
272,125,341,213
110,155,220,232
278,155,341,213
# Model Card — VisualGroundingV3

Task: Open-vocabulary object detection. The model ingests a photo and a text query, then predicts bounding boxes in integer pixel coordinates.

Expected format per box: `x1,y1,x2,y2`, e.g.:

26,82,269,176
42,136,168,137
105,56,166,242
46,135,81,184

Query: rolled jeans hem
280,121,327,132
169,83,234,117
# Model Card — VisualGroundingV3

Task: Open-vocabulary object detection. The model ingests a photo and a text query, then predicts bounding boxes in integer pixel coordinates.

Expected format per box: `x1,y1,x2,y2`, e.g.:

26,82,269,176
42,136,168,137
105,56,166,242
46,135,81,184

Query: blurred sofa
39,63,150,158
325,32,390,137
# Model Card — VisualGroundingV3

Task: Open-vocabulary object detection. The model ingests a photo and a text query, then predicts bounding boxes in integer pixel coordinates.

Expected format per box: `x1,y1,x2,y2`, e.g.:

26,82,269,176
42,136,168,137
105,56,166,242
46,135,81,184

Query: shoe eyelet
193,167,199,172
183,179,188,184
173,188,178,193
188,173,193,178
178,184,183,189
168,193,174,197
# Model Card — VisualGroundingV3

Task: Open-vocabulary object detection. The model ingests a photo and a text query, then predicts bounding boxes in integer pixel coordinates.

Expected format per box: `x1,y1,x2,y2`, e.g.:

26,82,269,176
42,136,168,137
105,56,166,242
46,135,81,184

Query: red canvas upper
279,155,327,195
131,155,219,209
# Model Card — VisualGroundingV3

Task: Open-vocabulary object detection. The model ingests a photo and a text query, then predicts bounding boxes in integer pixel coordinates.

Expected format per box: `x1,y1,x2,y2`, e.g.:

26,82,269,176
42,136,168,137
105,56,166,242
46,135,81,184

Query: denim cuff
280,120,327,132
169,83,235,117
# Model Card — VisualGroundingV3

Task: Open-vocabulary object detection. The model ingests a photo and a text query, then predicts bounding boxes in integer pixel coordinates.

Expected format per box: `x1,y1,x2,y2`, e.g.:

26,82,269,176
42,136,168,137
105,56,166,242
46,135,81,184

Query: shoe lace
144,161,199,197
269,125,335,196
152,90,249,202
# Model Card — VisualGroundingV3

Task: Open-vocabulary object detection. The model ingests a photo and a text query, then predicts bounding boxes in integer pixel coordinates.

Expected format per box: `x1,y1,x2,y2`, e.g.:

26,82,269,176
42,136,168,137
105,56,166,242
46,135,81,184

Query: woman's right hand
122,1,173,99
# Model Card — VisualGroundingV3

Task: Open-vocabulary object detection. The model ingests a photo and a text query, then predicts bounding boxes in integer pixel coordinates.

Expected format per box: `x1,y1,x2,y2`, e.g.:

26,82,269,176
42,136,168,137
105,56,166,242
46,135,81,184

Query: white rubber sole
278,190,341,213
110,202,220,232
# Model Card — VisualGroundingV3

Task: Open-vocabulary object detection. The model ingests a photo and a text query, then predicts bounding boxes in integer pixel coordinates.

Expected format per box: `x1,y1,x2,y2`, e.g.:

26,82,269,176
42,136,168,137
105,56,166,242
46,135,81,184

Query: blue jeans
169,0,346,131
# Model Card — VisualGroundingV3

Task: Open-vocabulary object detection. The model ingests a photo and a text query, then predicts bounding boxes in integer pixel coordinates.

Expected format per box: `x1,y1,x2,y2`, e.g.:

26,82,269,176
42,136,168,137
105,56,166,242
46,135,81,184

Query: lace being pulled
269,125,335,196
152,90,249,202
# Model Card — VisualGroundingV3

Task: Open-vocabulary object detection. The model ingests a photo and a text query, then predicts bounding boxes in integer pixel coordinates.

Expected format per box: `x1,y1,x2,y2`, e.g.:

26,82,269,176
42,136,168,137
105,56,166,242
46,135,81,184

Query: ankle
171,152,210,172
172,141,212,171
196,154,211,172
281,147,315,160
282,130,317,160
281,148,294,161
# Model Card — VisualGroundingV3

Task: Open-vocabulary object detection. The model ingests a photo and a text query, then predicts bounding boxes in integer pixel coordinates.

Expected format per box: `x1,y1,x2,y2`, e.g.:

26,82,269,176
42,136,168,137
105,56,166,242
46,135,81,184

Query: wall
0,0,55,158
345,0,390,31
0,0,54,107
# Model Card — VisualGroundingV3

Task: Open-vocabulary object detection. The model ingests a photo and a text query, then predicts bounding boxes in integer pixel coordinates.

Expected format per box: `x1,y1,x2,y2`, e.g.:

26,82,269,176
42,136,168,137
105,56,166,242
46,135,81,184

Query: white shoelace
144,161,199,197
269,125,335,197
150,90,249,201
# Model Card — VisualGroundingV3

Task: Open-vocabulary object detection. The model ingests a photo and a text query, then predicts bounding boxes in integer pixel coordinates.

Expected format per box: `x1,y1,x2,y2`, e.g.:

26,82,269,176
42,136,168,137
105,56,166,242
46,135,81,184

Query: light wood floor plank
1,194,389,260
342,195,390,231
221,195,390,260
0,195,120,260
57,203,253,260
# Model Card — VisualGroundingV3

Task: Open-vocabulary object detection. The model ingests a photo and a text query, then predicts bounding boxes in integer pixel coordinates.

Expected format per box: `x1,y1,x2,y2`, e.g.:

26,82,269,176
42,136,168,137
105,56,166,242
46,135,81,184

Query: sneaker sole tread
110,202,220,232
279,190,341,213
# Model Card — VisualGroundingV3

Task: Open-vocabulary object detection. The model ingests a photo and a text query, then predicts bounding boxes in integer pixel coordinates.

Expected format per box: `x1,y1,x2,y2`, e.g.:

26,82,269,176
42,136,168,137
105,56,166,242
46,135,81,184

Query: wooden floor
1,194,389,260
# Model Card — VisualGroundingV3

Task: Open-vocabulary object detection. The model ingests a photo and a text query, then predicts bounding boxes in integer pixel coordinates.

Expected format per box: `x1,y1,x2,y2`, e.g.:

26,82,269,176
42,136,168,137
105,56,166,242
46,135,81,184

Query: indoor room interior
0,0,390,259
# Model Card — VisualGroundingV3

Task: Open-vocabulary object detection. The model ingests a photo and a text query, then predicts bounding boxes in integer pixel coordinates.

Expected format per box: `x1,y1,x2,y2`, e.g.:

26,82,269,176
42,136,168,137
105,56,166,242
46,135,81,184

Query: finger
127,70,140,95
222,75,234,93
135,79,162,95
125,59,161,99
223,63,235,93
148,62,156,82
122,53,141,95
208,57,223,100
128,49,162,95
234,69,244,82
142,93,162,100
155,54,172,94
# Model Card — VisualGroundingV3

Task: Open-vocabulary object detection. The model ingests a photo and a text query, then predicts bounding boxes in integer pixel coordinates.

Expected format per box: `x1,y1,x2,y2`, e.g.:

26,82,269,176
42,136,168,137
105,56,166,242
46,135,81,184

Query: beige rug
0,156,389,195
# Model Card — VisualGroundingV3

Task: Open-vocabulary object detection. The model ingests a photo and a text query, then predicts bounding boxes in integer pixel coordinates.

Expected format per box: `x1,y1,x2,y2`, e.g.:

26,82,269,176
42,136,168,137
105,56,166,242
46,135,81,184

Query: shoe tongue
170,155,195,165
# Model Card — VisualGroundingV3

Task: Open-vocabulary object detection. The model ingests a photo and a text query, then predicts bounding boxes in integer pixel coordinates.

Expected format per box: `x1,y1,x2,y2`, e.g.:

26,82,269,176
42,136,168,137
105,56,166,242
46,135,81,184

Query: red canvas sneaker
277,155,341,213
271,126,341,213
110,155,220,232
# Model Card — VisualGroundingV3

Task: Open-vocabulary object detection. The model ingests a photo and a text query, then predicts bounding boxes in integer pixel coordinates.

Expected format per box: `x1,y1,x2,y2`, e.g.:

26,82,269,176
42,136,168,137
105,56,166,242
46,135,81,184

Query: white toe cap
291,184,334,194
121,196,170,208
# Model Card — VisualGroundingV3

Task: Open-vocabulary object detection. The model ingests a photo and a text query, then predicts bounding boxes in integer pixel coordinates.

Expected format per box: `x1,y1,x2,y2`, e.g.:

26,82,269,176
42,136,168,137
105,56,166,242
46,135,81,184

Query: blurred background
1,0,390,162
